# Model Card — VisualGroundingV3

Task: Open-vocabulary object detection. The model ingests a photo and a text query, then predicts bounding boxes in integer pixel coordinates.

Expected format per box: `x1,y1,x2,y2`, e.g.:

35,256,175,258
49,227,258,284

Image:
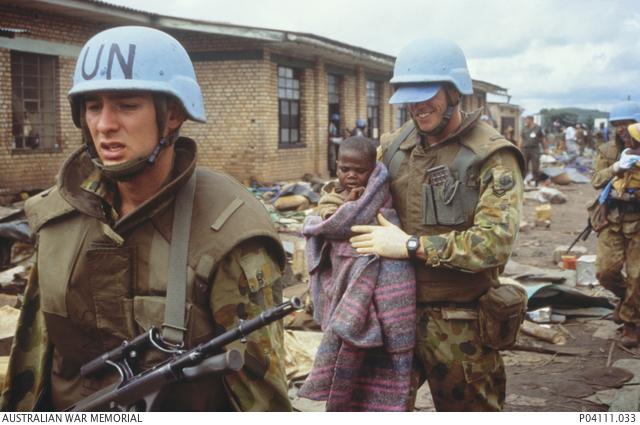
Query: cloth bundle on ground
298,163,416,411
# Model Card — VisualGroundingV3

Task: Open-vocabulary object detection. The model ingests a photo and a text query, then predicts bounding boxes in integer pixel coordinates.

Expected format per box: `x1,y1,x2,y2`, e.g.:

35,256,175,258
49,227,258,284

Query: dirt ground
515,182,598,269
468,182,637,412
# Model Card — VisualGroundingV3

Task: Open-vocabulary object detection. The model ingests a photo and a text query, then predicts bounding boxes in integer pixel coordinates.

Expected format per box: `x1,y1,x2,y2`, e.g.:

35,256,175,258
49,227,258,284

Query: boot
619,323,639,348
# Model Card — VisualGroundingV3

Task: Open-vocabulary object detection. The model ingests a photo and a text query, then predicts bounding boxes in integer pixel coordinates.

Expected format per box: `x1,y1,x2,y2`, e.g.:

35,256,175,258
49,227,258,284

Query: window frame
10,50,59,152
366,80,380,139
396,105,408,129
277,65,304,148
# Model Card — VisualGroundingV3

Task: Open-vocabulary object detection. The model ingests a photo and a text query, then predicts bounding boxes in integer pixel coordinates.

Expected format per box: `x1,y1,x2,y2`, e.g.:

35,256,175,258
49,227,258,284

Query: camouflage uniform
1,138,291,411
380,111,524,411
591,139,640,325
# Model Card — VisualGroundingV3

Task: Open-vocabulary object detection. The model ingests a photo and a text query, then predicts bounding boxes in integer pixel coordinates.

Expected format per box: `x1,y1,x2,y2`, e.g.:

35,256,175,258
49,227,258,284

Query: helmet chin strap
85,132,177,182
414,89,457,138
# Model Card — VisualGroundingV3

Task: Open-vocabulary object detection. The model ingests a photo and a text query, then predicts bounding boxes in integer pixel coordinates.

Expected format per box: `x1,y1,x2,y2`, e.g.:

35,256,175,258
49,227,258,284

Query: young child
316,136,376,219
611,123,640,196
298,136,416,411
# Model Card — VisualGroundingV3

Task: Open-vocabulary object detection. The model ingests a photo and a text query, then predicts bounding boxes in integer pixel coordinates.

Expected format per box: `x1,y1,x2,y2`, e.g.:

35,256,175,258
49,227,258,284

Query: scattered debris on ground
0,157,638,412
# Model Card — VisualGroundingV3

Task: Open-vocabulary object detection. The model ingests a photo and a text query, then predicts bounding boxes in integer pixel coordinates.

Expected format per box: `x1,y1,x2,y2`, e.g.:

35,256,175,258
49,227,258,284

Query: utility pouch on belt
478,284,527,350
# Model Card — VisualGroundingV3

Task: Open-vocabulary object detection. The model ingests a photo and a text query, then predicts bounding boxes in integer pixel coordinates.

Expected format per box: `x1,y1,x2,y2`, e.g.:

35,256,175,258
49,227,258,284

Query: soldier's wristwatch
406,236,420,260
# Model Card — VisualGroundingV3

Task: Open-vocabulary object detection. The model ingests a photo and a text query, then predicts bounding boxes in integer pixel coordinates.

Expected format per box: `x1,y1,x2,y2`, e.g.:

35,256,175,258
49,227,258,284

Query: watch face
408,238,419,249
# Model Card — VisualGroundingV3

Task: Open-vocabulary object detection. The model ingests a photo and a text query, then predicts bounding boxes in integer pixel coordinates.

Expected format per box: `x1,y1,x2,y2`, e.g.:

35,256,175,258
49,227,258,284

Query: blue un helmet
356,118,367,128
609,100,640,125
69,26,206,180
389,37,473,105
69,26,205,126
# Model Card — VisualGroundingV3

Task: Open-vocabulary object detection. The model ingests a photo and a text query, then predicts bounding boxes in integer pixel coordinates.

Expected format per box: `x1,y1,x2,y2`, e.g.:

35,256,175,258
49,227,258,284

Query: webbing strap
450,144,477,181
162,172,197,346
383,123,415,179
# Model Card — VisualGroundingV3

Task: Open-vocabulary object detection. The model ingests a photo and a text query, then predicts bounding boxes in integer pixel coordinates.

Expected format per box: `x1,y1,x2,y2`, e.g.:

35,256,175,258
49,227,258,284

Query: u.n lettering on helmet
388,37,473,105
69,25,206,127
609,100,640,125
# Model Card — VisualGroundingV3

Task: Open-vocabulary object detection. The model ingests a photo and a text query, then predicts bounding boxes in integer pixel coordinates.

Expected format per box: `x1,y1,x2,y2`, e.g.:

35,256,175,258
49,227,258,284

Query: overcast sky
103,0,640,115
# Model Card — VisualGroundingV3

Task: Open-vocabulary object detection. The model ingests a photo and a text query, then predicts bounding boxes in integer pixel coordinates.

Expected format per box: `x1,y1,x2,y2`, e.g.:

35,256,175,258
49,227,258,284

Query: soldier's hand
350,213,410,259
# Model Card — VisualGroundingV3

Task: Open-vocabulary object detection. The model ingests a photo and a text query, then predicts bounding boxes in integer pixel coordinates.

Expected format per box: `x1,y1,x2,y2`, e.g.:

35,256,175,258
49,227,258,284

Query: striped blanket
298,162,416,411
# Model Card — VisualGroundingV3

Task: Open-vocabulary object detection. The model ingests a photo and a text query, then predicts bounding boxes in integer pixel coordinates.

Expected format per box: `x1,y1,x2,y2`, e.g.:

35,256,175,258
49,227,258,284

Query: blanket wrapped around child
298,162,416,411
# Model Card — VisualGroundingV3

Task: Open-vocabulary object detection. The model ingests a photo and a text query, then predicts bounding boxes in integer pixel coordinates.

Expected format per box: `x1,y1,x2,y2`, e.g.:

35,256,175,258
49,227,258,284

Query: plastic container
576,254,597,286
535,204,552,221
561,255,577,270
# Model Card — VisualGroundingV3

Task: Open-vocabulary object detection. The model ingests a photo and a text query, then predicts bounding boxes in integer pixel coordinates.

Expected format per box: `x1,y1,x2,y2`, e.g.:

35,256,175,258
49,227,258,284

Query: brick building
1,0,513,193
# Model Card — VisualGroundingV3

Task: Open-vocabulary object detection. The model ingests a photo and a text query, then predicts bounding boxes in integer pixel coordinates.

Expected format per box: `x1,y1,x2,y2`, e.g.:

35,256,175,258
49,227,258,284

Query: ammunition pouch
477,284,527,350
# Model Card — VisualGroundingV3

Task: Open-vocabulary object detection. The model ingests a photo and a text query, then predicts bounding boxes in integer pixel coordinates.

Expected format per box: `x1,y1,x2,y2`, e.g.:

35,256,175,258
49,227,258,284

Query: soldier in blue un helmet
350,37,526,411
591,101,640,348
0,26,291,412
351,118,367,137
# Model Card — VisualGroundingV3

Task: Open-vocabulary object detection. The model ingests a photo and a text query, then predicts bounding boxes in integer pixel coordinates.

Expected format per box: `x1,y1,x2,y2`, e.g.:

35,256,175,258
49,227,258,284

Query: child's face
336,149,375,191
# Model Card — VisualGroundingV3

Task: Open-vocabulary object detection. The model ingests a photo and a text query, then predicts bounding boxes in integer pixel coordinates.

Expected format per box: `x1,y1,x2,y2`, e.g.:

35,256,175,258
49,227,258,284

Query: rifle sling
162,172,197,346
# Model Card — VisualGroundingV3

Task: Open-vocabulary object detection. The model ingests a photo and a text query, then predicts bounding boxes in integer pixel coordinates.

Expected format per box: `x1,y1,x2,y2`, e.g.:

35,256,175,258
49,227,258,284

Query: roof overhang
2,0,394,71
472,79,508,96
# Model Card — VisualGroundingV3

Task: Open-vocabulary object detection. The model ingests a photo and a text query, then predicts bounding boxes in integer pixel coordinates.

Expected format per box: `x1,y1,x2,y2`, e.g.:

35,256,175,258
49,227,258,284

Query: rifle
65,297,303,412
565,221,592,255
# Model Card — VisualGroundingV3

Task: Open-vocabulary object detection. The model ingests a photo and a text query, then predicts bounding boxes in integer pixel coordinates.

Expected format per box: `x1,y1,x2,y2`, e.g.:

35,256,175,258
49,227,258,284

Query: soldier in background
594,122,608,149
576,123,587,155
591,101,640,348
349,37,524,411
351,118,367,137
1,26,290,411
327,113,343,177
520,115,546,186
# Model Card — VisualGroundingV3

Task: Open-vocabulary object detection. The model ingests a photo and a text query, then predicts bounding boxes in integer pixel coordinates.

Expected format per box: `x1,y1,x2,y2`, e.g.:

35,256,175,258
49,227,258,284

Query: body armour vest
382,113,524,303
24,140,284,410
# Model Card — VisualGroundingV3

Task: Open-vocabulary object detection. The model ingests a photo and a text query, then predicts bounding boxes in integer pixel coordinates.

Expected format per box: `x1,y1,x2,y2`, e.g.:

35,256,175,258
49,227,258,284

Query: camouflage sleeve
420,149,524,273
0,264,51,412
209,239,291,412
591,146,616,189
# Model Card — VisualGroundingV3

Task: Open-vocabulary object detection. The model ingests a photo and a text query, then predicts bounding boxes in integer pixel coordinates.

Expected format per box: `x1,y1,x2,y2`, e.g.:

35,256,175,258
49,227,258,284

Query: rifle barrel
68,297,302,411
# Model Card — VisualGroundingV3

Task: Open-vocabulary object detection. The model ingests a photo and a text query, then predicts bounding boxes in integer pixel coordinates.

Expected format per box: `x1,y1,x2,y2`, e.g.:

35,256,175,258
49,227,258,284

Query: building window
278,66,301,146
366,80,379,139
396,106,408,128
327,73,341,131
327,74,340,105
11,51,58,150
